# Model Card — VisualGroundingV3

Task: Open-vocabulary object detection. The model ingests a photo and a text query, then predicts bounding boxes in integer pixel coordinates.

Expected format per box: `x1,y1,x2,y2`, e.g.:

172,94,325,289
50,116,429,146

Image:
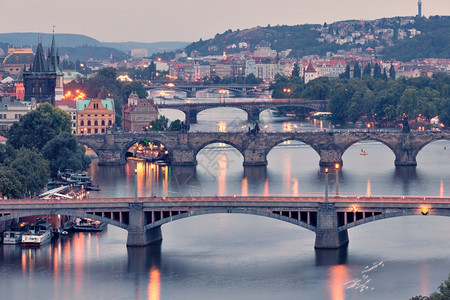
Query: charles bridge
77,130,450,167
1,196,449,248
155,98,329,123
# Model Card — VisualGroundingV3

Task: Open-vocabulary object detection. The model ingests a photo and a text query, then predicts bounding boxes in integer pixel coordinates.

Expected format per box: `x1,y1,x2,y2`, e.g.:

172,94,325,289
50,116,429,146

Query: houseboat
21,218,54,247
3,222,29,245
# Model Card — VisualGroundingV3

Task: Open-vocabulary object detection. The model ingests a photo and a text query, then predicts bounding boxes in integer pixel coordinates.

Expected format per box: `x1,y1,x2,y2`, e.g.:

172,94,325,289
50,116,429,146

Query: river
1,106,449,299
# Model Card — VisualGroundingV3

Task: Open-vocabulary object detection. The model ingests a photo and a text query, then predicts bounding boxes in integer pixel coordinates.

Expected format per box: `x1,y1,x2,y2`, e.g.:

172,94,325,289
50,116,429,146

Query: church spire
31,42,48,72
48,29,62,75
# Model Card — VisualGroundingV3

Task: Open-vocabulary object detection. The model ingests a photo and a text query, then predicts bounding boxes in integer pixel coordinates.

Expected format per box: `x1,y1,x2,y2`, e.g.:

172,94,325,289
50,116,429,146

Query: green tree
11,148,50,195
0,166,25,199
41,132,91,177
7,103,71,151
373,63,383,79
339,65,351,79
363,63,372,78
353,63,361,79
149,116,169,131
168,119,182,131
291,62,300,77
389,64,396,79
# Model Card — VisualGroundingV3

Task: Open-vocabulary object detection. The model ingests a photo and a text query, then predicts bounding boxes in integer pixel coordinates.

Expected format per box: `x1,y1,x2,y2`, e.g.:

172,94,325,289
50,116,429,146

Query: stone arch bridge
77,130,450,167
156,99,328,123
0,196,449,249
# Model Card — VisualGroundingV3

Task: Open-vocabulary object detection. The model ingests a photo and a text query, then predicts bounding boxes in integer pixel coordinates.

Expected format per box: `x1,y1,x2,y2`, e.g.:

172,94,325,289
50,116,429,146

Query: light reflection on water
1,107,450,299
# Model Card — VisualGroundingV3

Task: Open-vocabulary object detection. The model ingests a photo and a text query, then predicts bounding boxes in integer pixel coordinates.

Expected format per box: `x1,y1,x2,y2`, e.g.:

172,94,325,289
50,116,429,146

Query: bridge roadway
77,130,450,167
1,195,449,249
155,98,328,123
145,83,266,97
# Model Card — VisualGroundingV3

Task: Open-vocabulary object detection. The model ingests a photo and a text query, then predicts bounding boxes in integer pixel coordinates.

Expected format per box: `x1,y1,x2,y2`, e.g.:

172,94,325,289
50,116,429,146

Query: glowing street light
335,163,340,196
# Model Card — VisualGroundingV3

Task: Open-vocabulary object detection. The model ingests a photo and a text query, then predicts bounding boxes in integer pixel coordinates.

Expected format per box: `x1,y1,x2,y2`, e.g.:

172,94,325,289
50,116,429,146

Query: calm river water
1,105,449,300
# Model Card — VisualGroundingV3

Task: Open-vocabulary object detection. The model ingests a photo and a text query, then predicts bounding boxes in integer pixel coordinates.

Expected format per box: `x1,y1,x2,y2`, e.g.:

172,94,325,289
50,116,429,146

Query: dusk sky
1,0,449,43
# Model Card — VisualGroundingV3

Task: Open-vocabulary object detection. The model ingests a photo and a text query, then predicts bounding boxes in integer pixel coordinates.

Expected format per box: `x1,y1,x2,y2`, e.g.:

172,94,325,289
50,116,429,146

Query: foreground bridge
0,196,449,248
156,99,328,123
77,130,450,167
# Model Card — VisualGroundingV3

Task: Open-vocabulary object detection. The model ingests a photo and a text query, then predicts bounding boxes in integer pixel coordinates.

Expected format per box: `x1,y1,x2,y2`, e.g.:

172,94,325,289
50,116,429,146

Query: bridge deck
1,195,448,206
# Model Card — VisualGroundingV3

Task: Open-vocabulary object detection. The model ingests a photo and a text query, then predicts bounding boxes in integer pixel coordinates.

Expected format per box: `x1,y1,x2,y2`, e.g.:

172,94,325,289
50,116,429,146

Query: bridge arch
194,140,245,159
78,140,101,158
158,108,188,123
341,137,398,159
122,137,173,163
415,137,450,157
0,210,128,230
339,209,450,231
143,209,316,233
265,138,322,162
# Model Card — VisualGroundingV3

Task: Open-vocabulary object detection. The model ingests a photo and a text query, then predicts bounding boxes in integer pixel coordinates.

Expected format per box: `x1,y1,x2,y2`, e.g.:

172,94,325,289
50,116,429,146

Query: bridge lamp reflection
324,168,329,202
421,207,429,215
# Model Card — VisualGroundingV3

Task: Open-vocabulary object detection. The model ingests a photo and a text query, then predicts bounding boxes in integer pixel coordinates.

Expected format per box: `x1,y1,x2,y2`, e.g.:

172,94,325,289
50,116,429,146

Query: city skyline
0,0,449,43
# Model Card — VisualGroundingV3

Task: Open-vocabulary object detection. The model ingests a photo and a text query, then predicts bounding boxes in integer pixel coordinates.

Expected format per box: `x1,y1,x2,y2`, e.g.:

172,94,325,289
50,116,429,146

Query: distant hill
0,33,102,47
0,33,188,61
182,16,450,60
103,41,190,56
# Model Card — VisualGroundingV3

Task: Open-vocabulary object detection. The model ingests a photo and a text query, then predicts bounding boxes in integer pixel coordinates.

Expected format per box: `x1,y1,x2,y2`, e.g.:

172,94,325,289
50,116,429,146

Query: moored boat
3,222,29,245
72,218,106,232
21,218,54,247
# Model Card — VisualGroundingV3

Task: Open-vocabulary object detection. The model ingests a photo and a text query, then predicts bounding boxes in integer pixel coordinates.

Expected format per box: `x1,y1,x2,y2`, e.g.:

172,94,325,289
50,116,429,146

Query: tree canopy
41,132,91,177
7,103,71,151
270,73,450,126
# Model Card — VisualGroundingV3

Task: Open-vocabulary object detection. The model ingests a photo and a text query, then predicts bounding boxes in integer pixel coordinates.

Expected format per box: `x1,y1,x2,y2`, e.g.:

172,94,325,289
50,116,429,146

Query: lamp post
134,168,138,202
335,163,340,196
324,168,329,202
150,163,154,197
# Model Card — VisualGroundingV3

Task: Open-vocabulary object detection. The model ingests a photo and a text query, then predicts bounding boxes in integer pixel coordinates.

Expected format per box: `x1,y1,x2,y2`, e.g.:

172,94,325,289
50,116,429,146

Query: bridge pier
394,150,418,166
127,203,162,247
318,149,343,167
314,203,349,249
243,149,267,166
187,110,198,124
248,109,260,122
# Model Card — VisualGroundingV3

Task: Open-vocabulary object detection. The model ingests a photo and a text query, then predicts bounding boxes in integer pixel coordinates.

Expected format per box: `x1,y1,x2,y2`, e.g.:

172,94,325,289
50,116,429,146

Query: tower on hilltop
418,0,422,17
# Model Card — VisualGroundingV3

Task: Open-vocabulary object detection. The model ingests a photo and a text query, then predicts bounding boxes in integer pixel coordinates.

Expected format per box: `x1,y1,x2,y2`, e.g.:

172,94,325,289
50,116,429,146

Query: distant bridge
144,84,267,97
77,130,450,167
1,196,449,248
155,98,329,123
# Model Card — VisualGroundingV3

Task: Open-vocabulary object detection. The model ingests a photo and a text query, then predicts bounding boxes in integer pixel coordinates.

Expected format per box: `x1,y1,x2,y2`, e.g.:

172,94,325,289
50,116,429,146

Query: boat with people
21,218,54,247
71,218,106,232
3,222,29,245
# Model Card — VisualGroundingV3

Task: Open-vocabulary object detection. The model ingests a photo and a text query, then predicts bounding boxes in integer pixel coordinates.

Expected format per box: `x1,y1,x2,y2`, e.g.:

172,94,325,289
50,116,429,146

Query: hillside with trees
173,16,450,60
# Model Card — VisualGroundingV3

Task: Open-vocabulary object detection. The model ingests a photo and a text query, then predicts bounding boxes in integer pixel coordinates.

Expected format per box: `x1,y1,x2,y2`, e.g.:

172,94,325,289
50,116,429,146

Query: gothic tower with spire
23,35,62,105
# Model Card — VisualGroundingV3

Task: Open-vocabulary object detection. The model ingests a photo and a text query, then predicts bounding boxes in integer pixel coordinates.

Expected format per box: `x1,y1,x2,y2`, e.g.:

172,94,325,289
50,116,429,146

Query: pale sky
1,0,449,43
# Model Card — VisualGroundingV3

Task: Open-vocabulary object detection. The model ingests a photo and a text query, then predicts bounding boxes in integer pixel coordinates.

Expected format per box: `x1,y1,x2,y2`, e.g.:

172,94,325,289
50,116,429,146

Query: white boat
3,222,29,245
21,219,54,247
